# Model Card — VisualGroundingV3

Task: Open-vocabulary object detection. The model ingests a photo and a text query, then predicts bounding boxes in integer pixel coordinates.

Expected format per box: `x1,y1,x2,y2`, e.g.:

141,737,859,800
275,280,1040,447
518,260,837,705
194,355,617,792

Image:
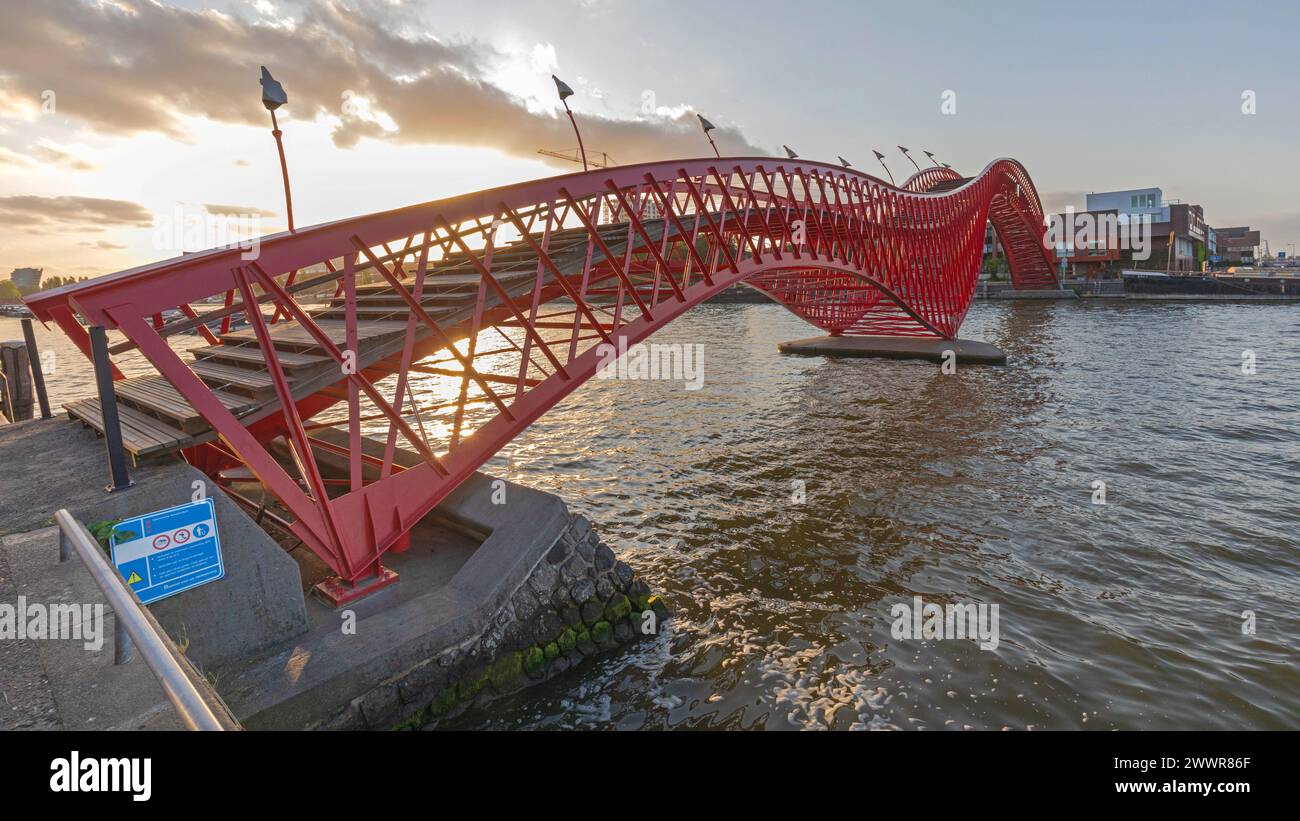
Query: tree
0,280,21,300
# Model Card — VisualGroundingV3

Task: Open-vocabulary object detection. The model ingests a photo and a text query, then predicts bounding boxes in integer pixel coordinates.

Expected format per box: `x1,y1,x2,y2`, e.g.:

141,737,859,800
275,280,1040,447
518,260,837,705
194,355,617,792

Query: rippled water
6,300,1297,730
447,300,1300,730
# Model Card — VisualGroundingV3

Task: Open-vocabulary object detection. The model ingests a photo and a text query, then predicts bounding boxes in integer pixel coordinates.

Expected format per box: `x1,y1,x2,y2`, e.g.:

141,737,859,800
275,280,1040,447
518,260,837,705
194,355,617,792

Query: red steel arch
28,156,1056,590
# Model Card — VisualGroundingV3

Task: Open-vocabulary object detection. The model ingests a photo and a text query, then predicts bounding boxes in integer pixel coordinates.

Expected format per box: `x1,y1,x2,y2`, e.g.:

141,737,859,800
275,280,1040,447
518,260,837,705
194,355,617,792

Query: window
1131,195,1138,207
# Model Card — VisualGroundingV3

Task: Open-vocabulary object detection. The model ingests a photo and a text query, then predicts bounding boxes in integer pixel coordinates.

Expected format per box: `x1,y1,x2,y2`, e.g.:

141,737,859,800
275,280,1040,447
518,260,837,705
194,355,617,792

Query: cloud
0,0,761,162
0,142,95,171
0,195,154,231
1038,190,1089,214
30,143,97,171
204,203,276,218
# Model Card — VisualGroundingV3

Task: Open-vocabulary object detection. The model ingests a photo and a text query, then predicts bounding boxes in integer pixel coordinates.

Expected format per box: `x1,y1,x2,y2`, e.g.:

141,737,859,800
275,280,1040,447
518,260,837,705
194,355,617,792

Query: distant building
1075,188,1207,272
9,267,42,292
983,223,1004,259
1048,207,1122,278
1214,226,1259,265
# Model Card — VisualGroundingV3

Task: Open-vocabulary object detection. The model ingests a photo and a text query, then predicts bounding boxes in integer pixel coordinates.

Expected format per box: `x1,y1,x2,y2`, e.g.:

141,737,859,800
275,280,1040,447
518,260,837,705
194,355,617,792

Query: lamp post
783,145,798,160
259,66,294,232
873,150,895,185
923,150,941,167
698,114,720,158
898,145,921,173
552,75,587,171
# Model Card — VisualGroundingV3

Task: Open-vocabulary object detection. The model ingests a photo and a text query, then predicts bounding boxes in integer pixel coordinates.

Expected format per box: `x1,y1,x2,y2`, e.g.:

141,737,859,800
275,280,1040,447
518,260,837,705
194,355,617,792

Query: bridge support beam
777,335,1008,365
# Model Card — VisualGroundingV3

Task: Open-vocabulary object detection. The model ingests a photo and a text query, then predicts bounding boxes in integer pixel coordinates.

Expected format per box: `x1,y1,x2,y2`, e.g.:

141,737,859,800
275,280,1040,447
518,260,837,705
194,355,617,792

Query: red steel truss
27,156,1057,588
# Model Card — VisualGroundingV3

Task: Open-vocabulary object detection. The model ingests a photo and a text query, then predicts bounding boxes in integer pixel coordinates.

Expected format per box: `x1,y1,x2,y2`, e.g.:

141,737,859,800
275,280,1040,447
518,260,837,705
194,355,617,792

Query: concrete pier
0,418,666,731
778,335,1008,365
993,288,1077,299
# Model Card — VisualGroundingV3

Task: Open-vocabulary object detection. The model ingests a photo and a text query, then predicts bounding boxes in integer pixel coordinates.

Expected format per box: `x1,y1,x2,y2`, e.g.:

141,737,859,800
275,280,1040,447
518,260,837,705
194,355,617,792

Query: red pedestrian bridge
26,156,1057,597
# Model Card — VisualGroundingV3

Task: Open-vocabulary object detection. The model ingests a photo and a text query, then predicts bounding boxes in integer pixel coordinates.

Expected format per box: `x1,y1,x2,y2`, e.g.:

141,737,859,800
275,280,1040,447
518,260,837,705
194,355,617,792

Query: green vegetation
395,597,668,729
86,520,137,555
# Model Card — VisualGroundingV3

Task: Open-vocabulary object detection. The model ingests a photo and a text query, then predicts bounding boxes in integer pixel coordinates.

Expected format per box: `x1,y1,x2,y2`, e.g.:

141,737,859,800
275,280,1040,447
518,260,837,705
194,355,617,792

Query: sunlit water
5,300,1297,729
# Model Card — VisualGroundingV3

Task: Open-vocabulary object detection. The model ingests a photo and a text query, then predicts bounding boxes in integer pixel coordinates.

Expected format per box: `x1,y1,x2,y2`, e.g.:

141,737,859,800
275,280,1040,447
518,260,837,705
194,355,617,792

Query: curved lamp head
260,66,288,112
873,149,886,161
783,145,798,159
838,155,852,168
897,145,911,155
923,150,938,165
697,114,716,133
552,75,575,102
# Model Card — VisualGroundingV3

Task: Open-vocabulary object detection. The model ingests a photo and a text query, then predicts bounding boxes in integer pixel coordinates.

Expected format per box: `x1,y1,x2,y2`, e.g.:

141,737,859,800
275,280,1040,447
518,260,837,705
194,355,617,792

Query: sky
2,0,1298,279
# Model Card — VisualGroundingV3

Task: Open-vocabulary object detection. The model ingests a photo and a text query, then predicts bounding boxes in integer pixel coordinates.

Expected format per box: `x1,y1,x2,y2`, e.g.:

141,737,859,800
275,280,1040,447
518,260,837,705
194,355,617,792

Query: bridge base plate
312,567,399,607
778,335,1008,366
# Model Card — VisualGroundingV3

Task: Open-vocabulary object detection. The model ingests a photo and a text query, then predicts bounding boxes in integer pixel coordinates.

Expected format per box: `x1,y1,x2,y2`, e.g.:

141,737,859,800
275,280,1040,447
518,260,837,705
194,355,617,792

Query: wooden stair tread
112,375,253,429
191,344,328,369
64,397,194,459
217,319,411,347
189,360,278,391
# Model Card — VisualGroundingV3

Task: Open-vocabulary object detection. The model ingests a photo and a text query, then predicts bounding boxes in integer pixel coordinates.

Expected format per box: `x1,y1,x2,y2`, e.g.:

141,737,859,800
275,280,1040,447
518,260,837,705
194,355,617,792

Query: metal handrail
53,509,225,731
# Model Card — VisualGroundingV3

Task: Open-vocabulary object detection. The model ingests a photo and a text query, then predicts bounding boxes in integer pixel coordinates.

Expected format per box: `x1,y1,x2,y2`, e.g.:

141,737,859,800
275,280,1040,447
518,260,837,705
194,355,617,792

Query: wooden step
189,360,278,395
217,319,412,349
191,343,330,371
111,375,255,433
312,306,462,322
64,397,194,461
353,269,536,295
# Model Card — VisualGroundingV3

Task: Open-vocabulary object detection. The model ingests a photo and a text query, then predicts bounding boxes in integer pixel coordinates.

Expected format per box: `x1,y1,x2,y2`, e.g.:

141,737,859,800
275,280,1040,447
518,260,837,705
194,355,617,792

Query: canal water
5,300,1297,729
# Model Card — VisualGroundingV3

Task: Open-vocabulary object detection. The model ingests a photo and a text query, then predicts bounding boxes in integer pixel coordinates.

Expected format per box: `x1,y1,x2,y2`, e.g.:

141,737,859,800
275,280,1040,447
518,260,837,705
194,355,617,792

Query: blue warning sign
110,498,224,605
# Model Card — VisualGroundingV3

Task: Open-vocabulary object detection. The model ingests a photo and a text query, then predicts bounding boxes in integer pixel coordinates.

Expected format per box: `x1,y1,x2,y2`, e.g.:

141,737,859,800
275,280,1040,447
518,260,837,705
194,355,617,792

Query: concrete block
0,419,308,671
778,335,1008,365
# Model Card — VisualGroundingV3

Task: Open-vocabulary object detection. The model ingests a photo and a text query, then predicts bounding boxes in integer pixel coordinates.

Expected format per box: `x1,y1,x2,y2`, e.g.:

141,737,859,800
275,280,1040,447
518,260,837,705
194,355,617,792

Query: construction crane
537,148,616,168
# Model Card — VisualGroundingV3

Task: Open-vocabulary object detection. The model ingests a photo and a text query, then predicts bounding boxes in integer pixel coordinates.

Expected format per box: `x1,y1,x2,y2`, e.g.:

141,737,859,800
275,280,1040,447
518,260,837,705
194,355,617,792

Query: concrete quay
0,418,666,730
778,335,1008,366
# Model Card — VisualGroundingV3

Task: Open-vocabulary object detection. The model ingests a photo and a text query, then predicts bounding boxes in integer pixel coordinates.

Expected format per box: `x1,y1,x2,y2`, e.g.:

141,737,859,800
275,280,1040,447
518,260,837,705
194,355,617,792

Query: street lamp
552,75,587,171
698,114,720,158
783,145,799,159
923,150,940,167
873,150,895,185
259,66,294,231
898,145,921,173
838,156,852,168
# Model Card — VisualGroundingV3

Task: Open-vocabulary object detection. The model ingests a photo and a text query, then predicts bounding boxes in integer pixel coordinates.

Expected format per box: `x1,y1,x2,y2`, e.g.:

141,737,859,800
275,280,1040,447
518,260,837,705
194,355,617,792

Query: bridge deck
61,222,641,462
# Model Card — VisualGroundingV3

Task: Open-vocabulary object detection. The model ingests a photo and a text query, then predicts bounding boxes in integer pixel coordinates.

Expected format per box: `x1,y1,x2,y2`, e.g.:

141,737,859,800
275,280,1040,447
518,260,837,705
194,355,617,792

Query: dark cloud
0,195,154,230
0,0,761,163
